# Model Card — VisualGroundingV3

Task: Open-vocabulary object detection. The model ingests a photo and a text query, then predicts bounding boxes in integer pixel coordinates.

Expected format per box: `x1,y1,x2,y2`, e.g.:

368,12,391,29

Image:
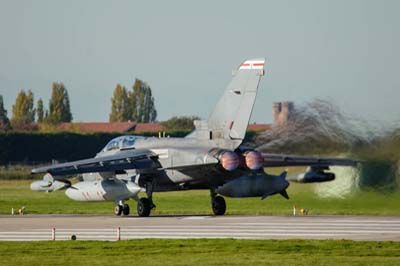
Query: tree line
0,82,72,131
0,78,159,131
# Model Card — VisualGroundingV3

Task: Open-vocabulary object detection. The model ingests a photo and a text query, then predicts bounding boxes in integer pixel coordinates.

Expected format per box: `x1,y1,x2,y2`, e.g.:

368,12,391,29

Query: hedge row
0,131,190,164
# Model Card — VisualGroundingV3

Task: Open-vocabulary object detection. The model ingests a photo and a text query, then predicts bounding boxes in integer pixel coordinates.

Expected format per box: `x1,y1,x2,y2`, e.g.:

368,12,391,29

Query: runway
0,215,399,241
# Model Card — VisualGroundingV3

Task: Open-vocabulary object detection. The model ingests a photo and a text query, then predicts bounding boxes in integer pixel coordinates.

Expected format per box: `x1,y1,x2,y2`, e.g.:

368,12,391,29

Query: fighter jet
31,58,357,217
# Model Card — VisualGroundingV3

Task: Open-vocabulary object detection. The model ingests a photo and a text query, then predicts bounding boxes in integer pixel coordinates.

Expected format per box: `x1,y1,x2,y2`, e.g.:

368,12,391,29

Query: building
56,121,272,134
57,122,137,133
272,101,294,127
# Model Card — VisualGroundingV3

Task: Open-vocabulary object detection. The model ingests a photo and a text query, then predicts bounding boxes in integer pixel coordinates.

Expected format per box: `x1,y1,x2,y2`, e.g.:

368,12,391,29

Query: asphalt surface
0,215,399,241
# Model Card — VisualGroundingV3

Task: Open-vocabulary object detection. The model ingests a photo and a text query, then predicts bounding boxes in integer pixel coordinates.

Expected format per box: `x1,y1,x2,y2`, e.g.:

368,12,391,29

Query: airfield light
117,227,121,241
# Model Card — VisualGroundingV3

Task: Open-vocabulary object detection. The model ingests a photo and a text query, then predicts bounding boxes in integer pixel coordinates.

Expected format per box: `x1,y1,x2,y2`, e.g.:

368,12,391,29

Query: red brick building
56,122,271,134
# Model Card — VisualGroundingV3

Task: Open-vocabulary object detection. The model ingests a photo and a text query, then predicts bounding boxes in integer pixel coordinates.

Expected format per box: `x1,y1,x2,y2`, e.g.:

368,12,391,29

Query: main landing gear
137,181,156,217
210,189,226,216
137,198,151,217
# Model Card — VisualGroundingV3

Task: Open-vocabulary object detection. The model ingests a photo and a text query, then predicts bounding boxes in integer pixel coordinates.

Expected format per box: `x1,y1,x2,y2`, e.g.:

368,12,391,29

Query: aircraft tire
122,204,130,216
114,205,123,216
137,198,151,217
212,196,226,216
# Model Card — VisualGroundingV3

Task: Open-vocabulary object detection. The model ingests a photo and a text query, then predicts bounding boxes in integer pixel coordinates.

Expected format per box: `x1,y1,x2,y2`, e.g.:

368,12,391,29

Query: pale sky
0,0,399,123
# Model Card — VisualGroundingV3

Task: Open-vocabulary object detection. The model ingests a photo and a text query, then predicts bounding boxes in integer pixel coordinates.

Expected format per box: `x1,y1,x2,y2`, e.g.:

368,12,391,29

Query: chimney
272,101,294,127
272,102,282,125
280,101,294,125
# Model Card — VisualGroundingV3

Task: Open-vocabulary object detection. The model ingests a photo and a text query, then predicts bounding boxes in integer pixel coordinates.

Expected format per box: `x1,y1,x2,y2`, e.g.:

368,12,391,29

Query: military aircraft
31,58,357,217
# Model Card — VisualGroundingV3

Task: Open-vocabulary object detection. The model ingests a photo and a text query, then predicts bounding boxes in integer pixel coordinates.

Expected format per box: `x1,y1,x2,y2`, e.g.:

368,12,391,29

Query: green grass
0,179,400,215
0,239,399,266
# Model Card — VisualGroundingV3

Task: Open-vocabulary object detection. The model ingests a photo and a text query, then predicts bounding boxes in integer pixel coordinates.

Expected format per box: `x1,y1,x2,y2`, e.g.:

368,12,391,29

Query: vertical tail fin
207,58,265,141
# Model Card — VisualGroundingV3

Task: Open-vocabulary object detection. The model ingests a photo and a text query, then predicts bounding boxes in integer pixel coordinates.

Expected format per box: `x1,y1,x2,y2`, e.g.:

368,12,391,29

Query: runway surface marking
0,215,399,241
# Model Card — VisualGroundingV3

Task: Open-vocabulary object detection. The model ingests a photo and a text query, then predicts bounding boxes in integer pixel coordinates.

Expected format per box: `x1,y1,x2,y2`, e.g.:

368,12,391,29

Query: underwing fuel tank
216,172,289,199
65,180,142,202
288,166,335,183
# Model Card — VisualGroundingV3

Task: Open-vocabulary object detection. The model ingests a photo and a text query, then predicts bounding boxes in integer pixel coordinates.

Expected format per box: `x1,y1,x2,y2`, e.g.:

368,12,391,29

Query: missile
216,172,289,199
30,173,70,192
287,166,335,183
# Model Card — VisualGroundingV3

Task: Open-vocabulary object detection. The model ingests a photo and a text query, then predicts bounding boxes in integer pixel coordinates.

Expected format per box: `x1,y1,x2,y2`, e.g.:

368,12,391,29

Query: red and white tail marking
239,59,265,70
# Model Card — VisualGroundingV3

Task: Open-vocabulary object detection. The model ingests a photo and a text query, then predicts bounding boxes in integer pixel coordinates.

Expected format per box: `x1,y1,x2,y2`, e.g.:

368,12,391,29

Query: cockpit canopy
102,135,143,152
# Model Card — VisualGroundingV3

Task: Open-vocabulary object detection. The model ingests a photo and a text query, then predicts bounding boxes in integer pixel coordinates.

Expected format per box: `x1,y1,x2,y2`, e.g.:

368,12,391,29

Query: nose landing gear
114,202,130,216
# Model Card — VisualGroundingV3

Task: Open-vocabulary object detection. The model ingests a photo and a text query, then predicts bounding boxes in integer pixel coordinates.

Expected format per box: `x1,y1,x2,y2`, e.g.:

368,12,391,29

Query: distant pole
117,227,121,241
293,205,297,216
52,227,56,241
11,208,14,215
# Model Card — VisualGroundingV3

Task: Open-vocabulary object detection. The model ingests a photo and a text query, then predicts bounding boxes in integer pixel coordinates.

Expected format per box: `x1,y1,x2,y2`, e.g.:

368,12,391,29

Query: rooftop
57,122,136,133
56,122,271,133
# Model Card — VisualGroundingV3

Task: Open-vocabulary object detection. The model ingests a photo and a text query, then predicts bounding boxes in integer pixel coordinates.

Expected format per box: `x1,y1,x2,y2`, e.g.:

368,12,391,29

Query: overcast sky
0,0,399,123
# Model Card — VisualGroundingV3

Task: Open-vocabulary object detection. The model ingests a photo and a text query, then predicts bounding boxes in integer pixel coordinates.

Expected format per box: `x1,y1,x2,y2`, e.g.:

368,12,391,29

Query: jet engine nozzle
244,151,264,170
219,151,240,171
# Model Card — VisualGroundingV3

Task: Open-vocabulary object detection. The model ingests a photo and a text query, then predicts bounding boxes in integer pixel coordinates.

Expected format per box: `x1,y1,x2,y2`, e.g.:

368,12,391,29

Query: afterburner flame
220,151,240,171
244,151,264,170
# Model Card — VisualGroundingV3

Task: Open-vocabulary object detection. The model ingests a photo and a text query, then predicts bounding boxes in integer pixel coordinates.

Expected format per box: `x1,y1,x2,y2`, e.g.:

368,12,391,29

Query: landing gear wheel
122,204,130,216
114,205,123,216
137,198,151,217
212,196,226,216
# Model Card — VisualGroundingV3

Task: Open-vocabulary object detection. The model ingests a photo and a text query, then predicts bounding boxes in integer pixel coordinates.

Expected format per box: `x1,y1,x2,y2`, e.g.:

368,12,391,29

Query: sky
0,0,399,123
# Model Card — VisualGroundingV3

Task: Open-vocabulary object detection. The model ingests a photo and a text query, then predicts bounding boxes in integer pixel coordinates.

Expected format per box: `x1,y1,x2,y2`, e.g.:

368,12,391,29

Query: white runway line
1,215,399,241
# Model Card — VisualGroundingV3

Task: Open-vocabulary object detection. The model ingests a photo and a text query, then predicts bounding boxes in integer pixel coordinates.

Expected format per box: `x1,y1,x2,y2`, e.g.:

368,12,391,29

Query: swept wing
262,153,357,167
31,149,159,176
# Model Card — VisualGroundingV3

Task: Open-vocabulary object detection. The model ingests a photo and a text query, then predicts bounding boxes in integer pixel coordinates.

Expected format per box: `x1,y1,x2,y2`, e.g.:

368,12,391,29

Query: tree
109,84,130,122
161,116,200,130
0,95,11,130
36,98,44,123
11,90,35,125
109,79,158,123
128,79,157,122
46,82,72,123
